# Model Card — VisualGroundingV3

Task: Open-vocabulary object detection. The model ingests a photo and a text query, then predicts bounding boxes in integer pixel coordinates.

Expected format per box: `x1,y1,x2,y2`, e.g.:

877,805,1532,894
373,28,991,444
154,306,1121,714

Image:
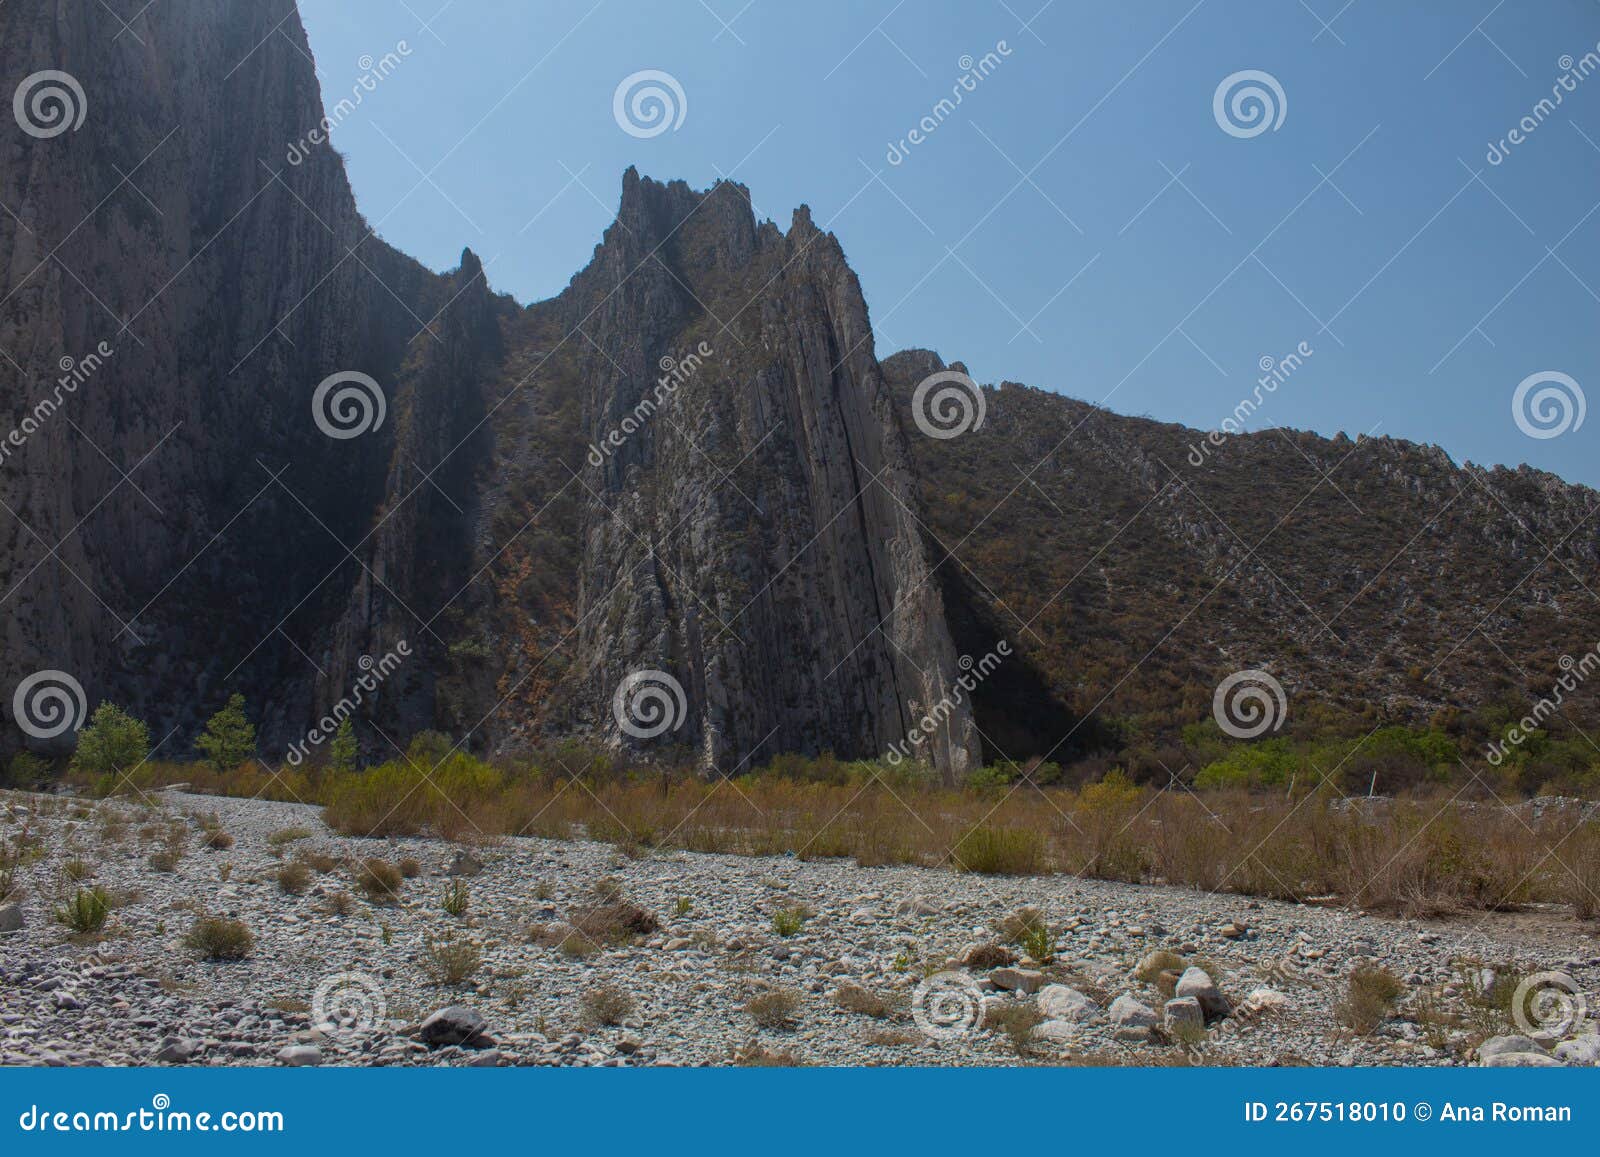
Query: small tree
328,717,358,776
71,703,151,782
195,693,255,773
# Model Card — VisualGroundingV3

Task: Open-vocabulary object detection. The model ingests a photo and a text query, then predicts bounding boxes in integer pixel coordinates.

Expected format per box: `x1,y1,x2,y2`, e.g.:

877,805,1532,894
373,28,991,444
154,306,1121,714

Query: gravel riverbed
2,788,1597,1068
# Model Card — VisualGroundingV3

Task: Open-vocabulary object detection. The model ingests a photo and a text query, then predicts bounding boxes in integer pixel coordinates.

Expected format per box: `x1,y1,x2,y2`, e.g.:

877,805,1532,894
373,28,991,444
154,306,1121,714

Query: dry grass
579,984,635,1028
96,757,1600,918
185,915,253,960
732,1042,807,1066
570,901,659,945
276,861,311,895
834,983,896,1019
986,1000,1044,1053
355,858,403,903
745,988,802,1029
1335,965,1406,1033
423,933,482,984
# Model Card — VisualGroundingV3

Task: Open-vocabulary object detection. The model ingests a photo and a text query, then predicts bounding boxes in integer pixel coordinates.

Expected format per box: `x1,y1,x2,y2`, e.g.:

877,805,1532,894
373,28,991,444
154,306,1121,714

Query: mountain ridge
3,0,1598,781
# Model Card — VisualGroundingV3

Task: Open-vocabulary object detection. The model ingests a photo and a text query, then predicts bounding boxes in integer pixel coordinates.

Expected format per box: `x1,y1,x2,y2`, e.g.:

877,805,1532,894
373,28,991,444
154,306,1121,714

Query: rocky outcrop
0,1,977,778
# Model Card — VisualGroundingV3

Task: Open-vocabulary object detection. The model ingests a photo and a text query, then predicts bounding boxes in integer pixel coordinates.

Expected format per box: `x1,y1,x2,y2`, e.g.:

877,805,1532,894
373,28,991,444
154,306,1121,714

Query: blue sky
298,0,1600,485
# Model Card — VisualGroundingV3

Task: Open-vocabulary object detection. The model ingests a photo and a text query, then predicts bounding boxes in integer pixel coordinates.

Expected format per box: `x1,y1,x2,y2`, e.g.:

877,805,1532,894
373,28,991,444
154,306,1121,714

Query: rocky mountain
0,0,977,777
2,0,1596,778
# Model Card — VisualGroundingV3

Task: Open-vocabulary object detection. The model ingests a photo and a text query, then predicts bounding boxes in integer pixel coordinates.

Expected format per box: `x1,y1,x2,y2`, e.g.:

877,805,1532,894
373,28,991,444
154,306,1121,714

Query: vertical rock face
0,0,453,745
540,172,979,776
0,2,977,777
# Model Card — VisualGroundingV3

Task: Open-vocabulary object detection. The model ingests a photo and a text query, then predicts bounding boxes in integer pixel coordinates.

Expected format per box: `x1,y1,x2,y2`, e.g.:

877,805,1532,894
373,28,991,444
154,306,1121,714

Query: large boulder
1175,966,1229,1020
1037,985,1097,1022
419,1005,491,1048
0,903,22,933
1554,1036,1600,1066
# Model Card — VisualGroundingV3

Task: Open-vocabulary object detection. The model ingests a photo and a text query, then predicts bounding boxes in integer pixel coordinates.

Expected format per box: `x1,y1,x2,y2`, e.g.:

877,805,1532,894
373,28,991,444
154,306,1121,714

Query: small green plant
442,879,470,918
580,983,635,1028
62,857,94,882
424,932,482,984
771,903,814,938
54,886,111,934
674,896,693,918
276,861,311,895
745,988,802,1029
1018,921,1054,963
185,915,253,960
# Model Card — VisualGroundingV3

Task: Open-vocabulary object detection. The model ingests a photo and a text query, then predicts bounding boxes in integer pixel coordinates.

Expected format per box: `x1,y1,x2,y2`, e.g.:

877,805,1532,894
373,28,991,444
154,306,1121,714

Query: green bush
953,827,1045,875
54,886,111,933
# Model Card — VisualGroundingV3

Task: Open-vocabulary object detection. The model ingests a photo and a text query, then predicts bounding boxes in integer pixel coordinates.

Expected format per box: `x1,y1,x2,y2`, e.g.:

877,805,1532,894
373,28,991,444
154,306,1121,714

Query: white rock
1175,966,1229,1019
1037,985,1097,1022
1553,1036,1600,1066
1109,994,1158,1028
1480,1052,1564,1068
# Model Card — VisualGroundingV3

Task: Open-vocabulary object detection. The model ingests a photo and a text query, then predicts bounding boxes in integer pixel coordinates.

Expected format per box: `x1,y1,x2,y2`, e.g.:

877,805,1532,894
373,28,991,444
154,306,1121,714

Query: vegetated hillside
882,350,1600,780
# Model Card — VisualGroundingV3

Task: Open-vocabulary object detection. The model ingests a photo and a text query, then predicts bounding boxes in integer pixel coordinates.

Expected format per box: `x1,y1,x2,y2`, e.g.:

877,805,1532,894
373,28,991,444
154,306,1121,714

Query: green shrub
1336,965,1405,1032
771,903,814,937
54,886,111,933
442,879,470,917
195,694,256,773
72,703,151,782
